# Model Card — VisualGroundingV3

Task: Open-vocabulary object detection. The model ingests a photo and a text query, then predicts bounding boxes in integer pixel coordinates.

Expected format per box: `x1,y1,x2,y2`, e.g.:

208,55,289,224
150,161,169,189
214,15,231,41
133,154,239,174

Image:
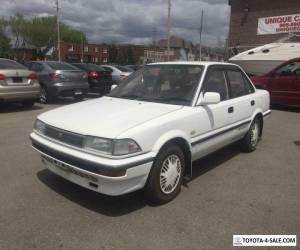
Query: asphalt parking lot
0,99,299,250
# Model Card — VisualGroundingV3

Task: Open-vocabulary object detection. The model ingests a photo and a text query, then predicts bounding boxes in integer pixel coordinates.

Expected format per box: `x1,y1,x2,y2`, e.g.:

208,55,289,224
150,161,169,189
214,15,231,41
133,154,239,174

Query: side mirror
111,84,118,91
197,92,221,106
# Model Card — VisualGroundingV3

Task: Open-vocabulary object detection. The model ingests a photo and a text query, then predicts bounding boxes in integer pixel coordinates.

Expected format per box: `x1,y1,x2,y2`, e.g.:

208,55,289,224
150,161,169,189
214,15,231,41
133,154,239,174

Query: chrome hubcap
159,154,182,194
250,121,259,147
40,88,47,103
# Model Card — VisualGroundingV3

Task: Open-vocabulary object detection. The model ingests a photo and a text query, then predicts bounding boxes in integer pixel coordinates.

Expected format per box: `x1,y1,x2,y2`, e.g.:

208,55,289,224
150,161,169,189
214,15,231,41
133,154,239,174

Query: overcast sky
1,0,230,46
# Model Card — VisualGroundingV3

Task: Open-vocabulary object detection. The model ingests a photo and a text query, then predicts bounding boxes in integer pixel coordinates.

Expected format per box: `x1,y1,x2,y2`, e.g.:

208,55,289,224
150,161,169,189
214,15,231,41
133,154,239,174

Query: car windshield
0,59,26,70
109,65,203,106
47,62,79,70
116,65,134,72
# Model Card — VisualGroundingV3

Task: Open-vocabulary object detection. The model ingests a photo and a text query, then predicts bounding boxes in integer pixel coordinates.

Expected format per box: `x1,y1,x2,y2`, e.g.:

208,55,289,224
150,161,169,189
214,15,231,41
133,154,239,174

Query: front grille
45,125,85,148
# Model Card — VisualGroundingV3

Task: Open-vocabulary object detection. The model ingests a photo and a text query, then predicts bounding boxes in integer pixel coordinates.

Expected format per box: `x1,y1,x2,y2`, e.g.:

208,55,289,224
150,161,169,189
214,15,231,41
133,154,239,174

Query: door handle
228,106,234,113
251,100,255,106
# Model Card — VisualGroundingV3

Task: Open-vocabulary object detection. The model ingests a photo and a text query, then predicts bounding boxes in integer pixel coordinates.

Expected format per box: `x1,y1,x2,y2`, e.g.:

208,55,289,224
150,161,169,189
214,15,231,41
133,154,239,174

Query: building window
103,58,108,63
84,46,89,52
102,48,108,54
67,44,74,52
95,57,98,63
95,47,99,52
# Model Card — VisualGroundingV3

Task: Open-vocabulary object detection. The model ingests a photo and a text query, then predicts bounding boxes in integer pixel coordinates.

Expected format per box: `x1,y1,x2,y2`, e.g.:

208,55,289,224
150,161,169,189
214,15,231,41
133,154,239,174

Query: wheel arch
152,131,192,177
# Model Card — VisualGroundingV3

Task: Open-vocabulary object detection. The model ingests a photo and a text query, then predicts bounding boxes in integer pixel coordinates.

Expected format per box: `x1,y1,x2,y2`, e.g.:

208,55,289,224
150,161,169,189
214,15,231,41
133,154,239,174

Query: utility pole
153,25,157,62
167,0,171,61
199,10,204,61
81,33,84,62
56,0,61,62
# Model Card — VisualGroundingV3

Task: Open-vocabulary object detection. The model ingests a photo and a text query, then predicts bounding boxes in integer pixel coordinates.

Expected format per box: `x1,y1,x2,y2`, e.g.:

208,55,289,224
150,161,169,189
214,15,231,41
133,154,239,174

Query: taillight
88,71,99,78
49,73,60,80
0,74,6,81
28,73,38,80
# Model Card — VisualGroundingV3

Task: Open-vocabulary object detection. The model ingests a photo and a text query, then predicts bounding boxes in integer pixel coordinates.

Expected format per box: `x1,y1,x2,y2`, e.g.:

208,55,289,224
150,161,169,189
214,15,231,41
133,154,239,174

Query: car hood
38,97,183,138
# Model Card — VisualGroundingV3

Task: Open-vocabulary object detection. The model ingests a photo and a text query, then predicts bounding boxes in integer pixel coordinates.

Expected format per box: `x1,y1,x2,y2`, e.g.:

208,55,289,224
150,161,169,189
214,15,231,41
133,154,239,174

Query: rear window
116,66,133,72
46,62,78,70
101,66,113,73
0,59,26,70
72,64,87,71
86,64,106,71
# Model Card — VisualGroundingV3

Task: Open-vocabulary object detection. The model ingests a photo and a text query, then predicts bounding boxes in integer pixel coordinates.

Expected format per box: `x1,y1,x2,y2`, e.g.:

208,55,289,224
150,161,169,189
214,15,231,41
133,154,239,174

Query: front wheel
240,117,262,152
145,144,185,204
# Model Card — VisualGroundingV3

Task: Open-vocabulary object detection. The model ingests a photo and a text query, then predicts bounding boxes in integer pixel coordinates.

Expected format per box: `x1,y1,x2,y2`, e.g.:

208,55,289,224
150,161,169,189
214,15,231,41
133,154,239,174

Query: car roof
148,61,237,67
29,61,70,64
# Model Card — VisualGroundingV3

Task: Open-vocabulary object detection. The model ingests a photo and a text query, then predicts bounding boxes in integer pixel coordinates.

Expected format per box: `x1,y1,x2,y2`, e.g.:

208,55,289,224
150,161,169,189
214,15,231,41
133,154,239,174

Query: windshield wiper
115,94,144,100
142,97,189,103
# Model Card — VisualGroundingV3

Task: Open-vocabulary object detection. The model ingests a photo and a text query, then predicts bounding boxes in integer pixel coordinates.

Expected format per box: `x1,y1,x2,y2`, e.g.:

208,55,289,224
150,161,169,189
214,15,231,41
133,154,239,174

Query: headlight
113,139,141,156
83,137,141,156
34,119,46,135
84,137,113,155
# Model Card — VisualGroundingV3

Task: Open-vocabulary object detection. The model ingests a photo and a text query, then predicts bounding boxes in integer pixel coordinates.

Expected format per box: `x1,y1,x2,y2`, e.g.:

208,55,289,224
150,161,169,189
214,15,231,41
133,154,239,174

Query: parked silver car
0,58,40,108
27,61,89,103
101,65,133,84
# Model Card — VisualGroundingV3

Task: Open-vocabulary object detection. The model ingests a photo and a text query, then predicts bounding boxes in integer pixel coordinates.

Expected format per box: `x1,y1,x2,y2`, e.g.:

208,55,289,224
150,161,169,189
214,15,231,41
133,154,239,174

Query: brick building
228,0,300,50
156,36,197,62
59,42,109,64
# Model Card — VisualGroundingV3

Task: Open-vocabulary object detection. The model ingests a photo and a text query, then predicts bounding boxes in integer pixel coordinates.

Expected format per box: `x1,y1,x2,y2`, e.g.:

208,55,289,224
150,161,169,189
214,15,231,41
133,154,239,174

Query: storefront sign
257,14,300,35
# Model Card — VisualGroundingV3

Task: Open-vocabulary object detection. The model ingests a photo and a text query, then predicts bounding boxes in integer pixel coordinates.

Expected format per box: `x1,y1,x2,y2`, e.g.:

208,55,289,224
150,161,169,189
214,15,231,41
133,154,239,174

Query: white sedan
30,62,270,204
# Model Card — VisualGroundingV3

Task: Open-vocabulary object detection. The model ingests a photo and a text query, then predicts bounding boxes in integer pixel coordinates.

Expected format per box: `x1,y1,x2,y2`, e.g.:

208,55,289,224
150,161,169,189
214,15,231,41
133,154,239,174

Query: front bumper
30,132,154,196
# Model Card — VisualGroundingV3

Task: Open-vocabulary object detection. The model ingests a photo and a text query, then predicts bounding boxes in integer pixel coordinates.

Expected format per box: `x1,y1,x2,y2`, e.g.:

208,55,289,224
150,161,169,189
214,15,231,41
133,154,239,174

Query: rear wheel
240,117,262,152
145,144,185,204
74,94,85,101
39,86,52,104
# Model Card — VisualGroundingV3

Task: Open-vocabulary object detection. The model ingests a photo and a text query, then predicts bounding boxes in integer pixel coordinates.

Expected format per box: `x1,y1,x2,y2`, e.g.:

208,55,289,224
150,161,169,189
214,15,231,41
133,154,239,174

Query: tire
145,144,185,204
74,94,85,101
39,85,52,104
21,100,35,108
240,117,262,152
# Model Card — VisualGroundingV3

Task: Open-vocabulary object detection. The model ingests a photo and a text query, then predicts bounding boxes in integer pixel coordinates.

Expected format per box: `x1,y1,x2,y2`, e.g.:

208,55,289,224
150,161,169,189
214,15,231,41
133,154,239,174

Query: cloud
0,0,230,46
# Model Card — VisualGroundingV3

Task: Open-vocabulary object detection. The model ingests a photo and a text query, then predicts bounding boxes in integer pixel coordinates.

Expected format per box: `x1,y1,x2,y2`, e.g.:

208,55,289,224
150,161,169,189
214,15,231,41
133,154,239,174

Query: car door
224,66,256,137
269,60,300,105
191,66,236,160
293,65,300,106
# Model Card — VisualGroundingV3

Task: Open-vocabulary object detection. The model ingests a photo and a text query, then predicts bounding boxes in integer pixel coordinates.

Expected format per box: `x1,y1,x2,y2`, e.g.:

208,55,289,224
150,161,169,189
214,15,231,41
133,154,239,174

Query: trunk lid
0,69,34,85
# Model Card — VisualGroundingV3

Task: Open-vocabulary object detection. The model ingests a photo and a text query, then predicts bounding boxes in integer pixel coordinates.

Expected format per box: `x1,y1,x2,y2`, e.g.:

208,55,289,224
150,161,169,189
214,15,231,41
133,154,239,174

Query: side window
202,69,229,101
227,70,254,98
276,61,300,77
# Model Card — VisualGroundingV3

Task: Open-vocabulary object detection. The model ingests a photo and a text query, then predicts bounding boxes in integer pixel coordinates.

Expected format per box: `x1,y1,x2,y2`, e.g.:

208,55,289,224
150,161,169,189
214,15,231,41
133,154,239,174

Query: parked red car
251,58,300,107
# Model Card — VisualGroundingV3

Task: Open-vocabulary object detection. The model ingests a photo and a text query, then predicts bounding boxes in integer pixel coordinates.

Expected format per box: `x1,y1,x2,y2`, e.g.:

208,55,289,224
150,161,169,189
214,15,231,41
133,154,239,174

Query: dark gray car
27,61,89,103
